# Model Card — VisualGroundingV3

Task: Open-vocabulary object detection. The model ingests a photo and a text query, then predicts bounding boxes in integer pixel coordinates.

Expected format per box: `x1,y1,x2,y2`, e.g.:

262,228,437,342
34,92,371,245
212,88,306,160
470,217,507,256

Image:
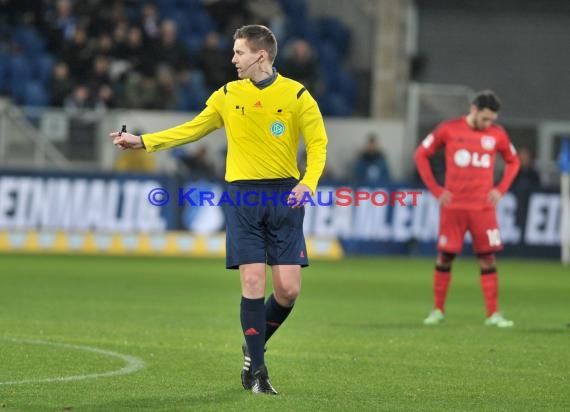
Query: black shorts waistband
227,178,298,187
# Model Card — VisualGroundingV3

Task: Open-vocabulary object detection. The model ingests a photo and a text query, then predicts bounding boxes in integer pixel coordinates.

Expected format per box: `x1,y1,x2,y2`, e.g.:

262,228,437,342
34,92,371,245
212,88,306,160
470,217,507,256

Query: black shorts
224,178,309,269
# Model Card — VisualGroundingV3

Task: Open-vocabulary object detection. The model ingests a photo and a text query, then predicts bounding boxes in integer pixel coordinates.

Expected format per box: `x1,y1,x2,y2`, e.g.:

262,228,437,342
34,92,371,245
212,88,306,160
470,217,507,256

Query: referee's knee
240,267,266,297
274,285,300,307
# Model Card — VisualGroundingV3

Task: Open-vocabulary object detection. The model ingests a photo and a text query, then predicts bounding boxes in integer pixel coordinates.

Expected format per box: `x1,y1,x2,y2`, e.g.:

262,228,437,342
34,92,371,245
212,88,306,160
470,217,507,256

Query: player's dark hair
233,25,277,63
472,90,501,112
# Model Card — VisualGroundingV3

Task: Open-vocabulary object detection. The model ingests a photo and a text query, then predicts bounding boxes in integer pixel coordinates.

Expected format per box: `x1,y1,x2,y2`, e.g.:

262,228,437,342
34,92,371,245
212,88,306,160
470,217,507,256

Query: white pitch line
0,337,145,386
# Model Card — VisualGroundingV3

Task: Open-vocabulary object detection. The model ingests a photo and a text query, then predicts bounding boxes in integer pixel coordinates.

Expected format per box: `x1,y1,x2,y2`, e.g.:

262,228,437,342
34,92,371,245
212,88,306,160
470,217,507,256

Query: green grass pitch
0,254,569,411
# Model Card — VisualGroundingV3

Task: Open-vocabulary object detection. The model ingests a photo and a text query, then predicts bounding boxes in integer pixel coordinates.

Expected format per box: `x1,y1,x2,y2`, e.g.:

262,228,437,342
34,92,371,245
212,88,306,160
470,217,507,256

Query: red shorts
437,207,503,254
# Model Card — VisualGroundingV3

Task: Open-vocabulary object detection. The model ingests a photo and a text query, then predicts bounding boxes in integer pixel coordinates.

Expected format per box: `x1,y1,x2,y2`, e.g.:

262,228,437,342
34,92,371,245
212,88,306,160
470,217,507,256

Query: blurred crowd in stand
0,0,359,116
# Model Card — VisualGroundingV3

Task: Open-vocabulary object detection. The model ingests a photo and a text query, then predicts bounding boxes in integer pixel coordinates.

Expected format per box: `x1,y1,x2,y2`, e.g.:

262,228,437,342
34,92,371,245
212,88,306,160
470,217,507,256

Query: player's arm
110,88,225,152
494,134,521,195
414,129,446,199
142,87,226,152
297,90,327,195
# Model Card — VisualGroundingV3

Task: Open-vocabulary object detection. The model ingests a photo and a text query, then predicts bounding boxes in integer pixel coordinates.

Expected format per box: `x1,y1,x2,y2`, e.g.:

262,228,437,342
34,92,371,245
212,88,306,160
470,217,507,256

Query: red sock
480,270,498,316
433,266,451,312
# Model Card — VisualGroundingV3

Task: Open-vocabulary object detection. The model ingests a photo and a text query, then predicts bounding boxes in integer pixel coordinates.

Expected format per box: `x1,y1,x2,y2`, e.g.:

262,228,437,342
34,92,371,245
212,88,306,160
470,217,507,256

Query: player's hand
109,131,144,150
438,190,452,205
487,188,502,206
287,183,312,208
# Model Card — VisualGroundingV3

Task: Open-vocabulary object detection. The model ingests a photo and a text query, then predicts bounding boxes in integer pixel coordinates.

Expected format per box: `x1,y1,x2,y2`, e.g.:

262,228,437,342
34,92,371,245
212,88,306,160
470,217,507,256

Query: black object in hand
120,125,127,135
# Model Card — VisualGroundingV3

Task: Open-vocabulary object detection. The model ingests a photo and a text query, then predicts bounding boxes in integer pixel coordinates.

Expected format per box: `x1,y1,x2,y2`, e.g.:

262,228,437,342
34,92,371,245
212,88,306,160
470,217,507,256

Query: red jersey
414,116,520,210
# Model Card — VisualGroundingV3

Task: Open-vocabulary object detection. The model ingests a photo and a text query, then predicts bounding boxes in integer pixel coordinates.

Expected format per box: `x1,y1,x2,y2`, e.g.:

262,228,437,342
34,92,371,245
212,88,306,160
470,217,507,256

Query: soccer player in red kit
414,90,520,327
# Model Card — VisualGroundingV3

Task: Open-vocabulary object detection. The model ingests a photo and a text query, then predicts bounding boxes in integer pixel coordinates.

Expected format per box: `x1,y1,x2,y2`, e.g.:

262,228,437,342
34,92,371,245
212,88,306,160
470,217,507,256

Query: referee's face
232,38,261,79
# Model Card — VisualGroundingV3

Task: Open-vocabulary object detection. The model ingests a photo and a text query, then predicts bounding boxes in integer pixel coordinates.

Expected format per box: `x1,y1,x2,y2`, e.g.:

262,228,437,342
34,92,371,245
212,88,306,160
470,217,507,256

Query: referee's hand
288,183,312,208
109,131,144,150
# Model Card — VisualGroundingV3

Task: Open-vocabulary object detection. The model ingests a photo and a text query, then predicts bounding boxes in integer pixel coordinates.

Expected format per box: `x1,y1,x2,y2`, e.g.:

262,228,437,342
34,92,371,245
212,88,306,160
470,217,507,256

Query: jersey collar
252,67,278,89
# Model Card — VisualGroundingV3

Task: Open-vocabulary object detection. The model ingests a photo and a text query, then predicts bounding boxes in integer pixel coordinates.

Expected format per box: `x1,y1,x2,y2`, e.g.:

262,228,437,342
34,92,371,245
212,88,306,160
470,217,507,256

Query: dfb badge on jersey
270,121,285,137
481,135,496,150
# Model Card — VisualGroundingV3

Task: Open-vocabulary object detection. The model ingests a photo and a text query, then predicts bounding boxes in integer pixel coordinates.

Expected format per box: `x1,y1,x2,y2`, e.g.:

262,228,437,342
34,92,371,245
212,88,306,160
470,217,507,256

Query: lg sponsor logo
453,150,491,168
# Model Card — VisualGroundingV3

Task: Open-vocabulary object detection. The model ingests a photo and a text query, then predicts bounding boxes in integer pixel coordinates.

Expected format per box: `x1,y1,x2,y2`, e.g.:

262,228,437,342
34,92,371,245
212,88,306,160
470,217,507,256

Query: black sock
265,293,293,343
240,296,266,372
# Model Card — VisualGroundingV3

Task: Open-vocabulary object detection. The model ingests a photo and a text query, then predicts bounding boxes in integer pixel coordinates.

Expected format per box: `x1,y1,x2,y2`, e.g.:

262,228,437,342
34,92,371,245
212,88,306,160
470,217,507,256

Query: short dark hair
233,25,278,63
472,90,501,112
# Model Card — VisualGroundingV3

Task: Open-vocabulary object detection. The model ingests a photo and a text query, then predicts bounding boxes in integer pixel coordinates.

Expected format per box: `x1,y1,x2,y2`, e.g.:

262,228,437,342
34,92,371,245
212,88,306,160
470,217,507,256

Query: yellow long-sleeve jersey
142,74,328,193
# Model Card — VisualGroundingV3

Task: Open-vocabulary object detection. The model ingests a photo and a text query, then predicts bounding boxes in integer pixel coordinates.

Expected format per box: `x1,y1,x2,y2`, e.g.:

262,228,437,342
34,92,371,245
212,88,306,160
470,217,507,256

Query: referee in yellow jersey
111,25,328,395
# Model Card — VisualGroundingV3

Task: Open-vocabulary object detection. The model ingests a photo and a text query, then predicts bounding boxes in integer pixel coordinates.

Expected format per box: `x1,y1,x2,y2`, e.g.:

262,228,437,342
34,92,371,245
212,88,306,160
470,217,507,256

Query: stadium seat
162,8,190,36
317,44,357,106
0,51,8,94
186,9,216,37
317,42,341,70
8,54,34,103
147,7,209,68
33,53,56,84
12,26,46,57
316,17,351,58
279,0,308,20
165,8,214,54
318,91,352,117
178,88,205,111
333,68,358,107
155,0,178,15
170,147,187,159
176,0,202,13
177,69,209,111
23,81,51,107
182,33,205,54
285,17,319,47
